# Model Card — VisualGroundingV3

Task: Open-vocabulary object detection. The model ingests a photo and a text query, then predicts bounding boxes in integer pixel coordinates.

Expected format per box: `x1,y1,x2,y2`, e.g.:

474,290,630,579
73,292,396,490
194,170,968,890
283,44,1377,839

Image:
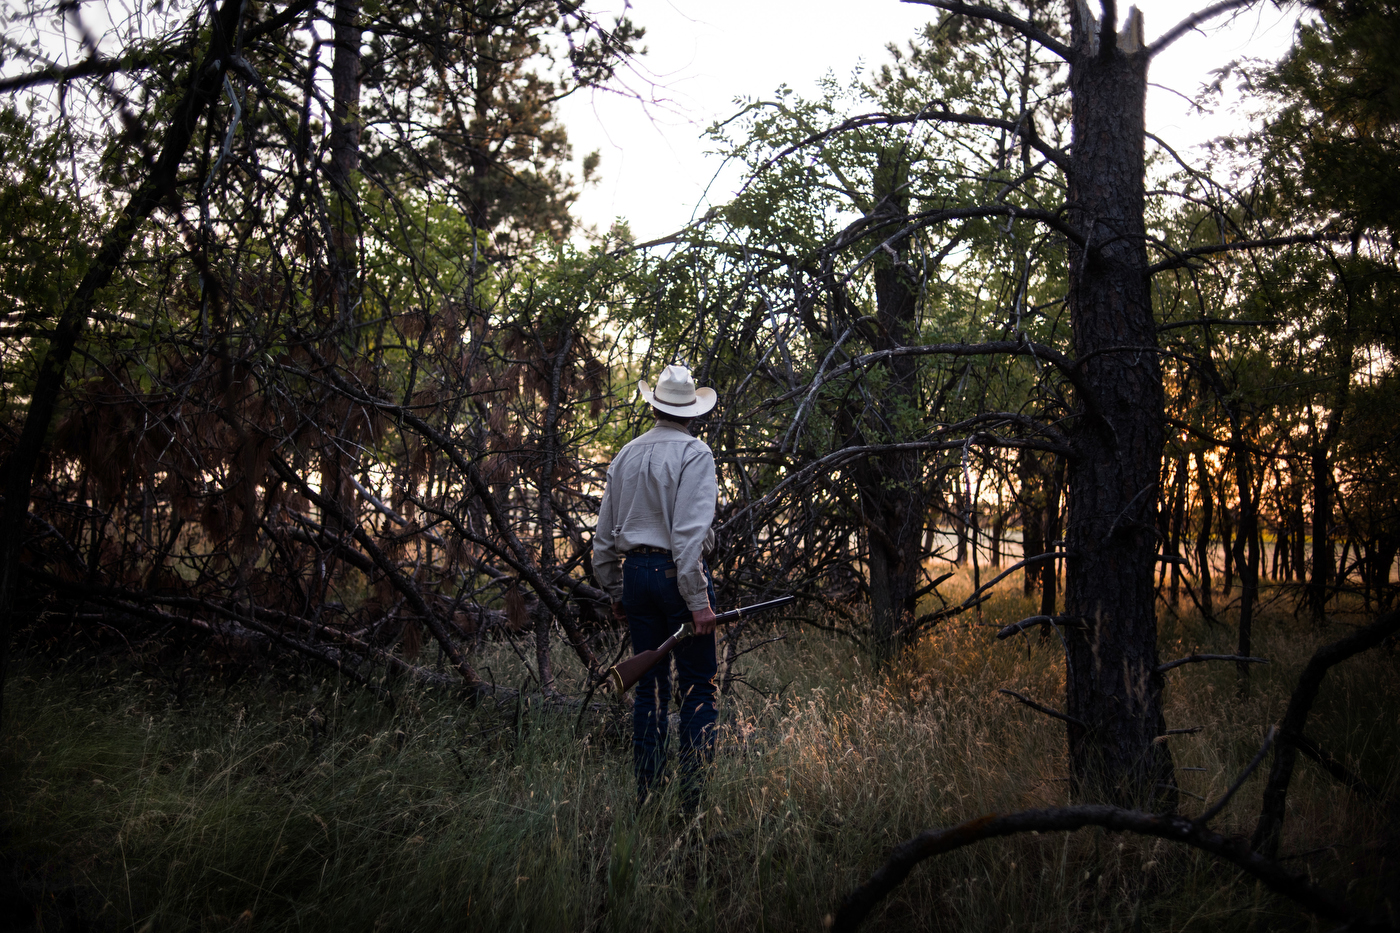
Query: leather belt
626,545,672,556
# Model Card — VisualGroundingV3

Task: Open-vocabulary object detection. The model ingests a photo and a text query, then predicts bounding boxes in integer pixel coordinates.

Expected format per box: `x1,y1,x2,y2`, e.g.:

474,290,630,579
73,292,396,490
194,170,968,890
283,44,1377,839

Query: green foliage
360,0,645,251
0,107,95,411
1260,0,1400,238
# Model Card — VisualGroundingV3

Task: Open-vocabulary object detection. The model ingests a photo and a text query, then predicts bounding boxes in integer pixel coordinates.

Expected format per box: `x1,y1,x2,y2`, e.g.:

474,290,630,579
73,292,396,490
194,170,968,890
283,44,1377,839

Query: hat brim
638,381,718,417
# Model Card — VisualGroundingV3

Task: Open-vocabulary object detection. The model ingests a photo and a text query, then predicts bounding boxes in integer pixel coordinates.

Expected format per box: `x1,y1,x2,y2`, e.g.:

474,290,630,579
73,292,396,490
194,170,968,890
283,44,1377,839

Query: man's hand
611,602,626,623
690,604,717,636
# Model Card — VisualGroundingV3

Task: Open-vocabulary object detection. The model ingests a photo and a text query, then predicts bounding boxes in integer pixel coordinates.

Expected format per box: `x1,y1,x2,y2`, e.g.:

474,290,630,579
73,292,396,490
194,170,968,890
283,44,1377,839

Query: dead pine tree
878,0,1342,805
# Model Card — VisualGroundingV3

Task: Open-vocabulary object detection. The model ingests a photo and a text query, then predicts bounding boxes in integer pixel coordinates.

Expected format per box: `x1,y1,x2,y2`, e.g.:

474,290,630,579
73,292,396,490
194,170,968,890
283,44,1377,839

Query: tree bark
1061,7,1175,806
856,151,925,659
1290,476,1305,583
327,0,363,327
1309,438,1333,621
1231,440,1259,687
1039,455,1063,619
1194,450,1213,614
1169,453,1187,606
316,0,364,587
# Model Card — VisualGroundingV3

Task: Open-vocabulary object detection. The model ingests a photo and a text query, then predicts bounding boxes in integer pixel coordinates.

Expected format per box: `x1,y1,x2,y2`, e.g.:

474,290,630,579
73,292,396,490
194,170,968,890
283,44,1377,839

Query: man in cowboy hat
593,364,719,812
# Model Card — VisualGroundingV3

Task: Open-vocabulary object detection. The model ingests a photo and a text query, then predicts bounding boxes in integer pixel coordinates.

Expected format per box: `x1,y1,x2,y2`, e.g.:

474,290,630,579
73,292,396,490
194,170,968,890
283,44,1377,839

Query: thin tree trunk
1221,499,1234,596
327,0,363,328
1309,439,1333,622
1020,449,1045,598
858,150,924,660
1194,450,1213,615
1040,455,1063,619
1290,477,1305,583
1232,441,1259,687
1169,453,1187,607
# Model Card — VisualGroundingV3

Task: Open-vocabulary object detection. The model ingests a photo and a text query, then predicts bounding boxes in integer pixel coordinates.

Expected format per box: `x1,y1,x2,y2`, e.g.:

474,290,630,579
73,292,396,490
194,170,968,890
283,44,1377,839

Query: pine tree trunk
1309,439,1333,621
1061,11,1174,806
1169,453,1187,607
1290,478,1306,583
1232,441,1259,686
859,151,925,659
1019,450,1045,597
1040,455,1063,618
328,0,363,327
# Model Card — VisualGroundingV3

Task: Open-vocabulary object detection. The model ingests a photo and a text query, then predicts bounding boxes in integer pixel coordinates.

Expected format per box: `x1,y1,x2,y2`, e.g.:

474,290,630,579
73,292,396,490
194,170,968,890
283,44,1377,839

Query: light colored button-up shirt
593,421,717,611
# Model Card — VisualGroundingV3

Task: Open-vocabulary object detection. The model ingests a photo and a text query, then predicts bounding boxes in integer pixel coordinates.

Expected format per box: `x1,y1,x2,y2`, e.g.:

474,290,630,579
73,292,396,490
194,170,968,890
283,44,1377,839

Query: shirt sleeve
592,466,623,602
669,442,718,611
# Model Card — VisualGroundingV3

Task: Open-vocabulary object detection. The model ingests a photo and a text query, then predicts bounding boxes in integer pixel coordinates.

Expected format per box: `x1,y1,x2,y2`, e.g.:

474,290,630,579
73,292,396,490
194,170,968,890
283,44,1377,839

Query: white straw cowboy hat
638,364,717,417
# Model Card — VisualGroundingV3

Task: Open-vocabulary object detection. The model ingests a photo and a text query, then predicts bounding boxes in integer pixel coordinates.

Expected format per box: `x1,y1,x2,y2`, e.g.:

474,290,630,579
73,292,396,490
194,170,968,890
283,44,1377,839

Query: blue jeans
623,551,717,809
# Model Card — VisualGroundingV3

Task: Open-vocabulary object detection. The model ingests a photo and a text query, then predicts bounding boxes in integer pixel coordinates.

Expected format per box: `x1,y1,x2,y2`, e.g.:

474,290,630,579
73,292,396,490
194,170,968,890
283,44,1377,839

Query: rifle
603,595,797,694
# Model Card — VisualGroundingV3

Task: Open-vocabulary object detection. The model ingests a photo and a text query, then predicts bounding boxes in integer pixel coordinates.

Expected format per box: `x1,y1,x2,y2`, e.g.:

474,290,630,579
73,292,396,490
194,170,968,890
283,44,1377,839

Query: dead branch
1146,0,1267,58
831,802,1396,933
1157,653,1268,673
1292,734,1390,802
269,453,484,688
901,0,1072,60
1147,232,1345,274
1253,610,1400,856
995,614,1082,639
996,688,1085,728
1195,726,1276,827
295,353,601,673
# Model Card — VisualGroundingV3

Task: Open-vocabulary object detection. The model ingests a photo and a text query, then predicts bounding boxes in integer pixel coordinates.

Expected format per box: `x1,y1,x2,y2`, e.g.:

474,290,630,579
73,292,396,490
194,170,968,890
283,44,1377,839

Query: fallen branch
1252,609,1400,857
995,614,1082,639
1155,726,1204,741
831,803,1395,933
1157,653,1268,674
1292,734,1389,802
1195,726,1276,827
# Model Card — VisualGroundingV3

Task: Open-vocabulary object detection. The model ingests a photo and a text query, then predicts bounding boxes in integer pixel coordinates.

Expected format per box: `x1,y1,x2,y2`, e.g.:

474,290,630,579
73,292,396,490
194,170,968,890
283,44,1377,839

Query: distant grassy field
3,577,1396,931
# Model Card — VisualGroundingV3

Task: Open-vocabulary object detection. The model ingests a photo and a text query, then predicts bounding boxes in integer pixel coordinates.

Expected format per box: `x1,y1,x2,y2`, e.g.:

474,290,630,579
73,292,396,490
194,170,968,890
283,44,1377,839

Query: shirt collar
651,420,693,437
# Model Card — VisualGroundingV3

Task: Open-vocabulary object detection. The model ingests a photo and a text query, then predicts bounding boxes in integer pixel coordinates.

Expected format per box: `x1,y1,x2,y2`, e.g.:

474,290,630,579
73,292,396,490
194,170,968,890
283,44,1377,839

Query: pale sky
557,0,1303,242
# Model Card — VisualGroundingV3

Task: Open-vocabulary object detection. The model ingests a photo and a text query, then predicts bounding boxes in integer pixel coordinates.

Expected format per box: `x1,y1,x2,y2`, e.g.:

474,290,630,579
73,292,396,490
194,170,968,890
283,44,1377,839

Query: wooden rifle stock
604,595,797,694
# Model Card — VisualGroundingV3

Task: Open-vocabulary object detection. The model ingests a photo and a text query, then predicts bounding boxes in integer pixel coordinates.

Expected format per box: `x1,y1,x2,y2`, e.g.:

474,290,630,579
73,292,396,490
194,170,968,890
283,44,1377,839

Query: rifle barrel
712,594,798,625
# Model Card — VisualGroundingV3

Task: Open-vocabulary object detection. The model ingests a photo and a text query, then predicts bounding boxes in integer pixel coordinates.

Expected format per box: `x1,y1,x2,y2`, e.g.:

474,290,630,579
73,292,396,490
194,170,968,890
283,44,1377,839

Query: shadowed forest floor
2,577,1397,932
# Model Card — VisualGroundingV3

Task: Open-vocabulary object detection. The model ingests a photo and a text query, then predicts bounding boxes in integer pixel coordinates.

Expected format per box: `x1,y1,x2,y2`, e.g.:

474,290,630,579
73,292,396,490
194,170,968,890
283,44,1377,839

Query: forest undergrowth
2,574,1397,932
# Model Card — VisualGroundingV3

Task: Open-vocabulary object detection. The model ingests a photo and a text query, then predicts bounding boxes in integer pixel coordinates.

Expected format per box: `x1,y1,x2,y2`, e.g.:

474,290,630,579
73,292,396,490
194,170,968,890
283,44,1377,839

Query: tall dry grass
3,573,1396,931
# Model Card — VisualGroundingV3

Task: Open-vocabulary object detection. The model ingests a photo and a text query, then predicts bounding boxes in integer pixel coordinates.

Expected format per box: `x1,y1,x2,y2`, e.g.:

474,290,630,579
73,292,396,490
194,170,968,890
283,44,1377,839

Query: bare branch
902,0,1073,60
995,614,1082,639
268,453,485,688
997,688,1086,728
1291,734,1389,802
288,350,602,674
720,437,1070,536
1253,610,1400,856
748,107,1071,184
0,53,160,93
830,803,1394,933
1148,232,1344,274
1146,0,1261,58
752,342,1082,412
1157,653,1268,673
1195,725,1276,827
1157,318,1278,332
963,552,1071,607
